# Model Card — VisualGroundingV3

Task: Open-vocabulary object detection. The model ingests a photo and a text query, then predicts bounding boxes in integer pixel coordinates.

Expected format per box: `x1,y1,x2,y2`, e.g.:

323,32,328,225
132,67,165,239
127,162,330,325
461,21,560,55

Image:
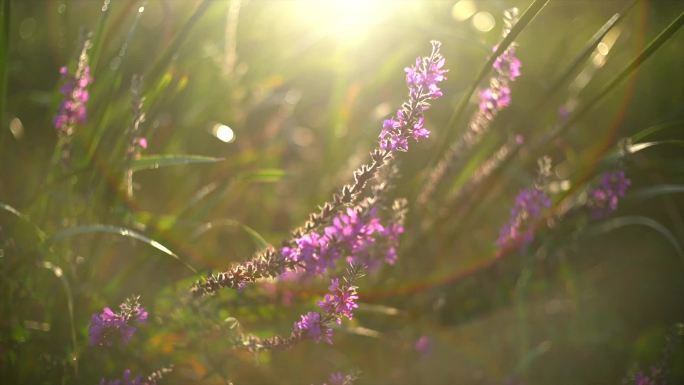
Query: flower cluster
379,40,447,152
54,40,92,137
293,267,361,345
282,207,403,277
474,7,520,122
192,42,440,297
586,170,630,219
89,296,148,347
318,277,359,324
321,371,358,385
497,187,551,252
294,311,333,344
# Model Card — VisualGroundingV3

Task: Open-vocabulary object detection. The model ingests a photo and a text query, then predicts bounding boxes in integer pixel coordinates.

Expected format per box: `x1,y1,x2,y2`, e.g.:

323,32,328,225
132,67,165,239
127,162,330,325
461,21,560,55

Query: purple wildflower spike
380,40,447,152
586,170,630,219
89,296,147,347
294,311,333,344
54,41,92,137
318,277,359,324
322,371,358,385
497,187,551,252
99,369,152,385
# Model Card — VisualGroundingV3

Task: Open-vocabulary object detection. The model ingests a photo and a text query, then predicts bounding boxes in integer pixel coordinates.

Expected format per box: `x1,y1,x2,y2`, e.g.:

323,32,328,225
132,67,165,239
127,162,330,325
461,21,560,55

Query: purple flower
89,297,147,347
497,187,551,252
414,335,432,356
318,278,359,324
493,45,522,81
479,84,512,115
54,42,92,136
322,371,357,385
99,369,149,385
586,170,630,219
283,206,404,277
294,312,332,344
379,41,447,152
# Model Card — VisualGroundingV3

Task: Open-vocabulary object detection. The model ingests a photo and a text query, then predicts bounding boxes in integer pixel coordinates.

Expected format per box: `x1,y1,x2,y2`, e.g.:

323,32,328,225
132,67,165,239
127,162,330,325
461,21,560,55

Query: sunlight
292,0,389,43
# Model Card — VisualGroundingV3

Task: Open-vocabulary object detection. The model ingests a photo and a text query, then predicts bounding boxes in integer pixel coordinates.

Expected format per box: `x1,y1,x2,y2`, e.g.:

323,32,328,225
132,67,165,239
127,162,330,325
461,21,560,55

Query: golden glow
472,11,495,32
212,123,236,143
451,0,477,22
292,0,388,43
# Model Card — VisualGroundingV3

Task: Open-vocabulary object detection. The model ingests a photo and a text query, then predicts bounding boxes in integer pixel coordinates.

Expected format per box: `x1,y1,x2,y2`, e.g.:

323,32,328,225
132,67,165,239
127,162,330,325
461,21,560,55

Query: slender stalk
431,0,549,163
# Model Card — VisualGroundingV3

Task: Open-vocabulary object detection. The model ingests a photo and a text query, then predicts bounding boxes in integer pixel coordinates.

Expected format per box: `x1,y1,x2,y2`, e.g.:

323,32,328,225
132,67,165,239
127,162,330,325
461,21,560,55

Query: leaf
586,216,684,263
628,140,684,153
0,0,9,128
50,224,197,273
41,261,78,376
0,201,48,241
241,168,285,183
631,120,684,142
627,185,684,202
131,154,224,172
541,10,684,146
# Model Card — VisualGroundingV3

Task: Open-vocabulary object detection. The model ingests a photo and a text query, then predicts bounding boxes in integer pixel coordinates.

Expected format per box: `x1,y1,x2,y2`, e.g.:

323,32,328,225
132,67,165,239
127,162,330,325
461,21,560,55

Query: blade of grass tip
432,0,550,163
0,201,48,241
513,0,637,130
42,261,78,376
586,216,684,264
143,0,212,86
541,10,684,147
0,0,8,136
631,120,684,142
50,224,198,274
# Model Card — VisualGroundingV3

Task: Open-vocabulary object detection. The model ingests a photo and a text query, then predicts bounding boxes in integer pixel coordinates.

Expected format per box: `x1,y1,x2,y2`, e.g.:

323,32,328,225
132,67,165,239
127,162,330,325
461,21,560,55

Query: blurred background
1,0,683,384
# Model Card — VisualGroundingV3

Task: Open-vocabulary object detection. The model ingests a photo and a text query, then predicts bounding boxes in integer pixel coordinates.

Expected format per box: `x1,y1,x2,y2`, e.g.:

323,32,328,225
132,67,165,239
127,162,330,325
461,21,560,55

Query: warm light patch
451,0,477,22
472,11,495,32
212,123,235,143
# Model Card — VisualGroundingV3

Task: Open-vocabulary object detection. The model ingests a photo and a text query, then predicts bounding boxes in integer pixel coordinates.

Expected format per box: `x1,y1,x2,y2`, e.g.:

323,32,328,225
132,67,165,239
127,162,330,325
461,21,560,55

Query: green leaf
131,154,224,172
0,201,48,241
628,140,684,153
627,185,684,202
540,10,684,146
50,224,197,273
631,120,684,142
587,216,684,263
241,168,285,183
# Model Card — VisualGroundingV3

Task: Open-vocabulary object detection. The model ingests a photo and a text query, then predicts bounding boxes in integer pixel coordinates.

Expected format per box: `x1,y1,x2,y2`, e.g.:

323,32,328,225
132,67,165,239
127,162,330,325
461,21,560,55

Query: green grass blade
544,10,684,145
0,201,48,241
631,120,684,142
586,216,684,263
0,0,9,134
50,224,197,273
628,140,684,153
627,185,684,202
41,261,78,376
511,1,636,131
144,0,212,85
433,0,550,160
89,0,114,72
130,154,224,172
192,218,271,250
